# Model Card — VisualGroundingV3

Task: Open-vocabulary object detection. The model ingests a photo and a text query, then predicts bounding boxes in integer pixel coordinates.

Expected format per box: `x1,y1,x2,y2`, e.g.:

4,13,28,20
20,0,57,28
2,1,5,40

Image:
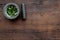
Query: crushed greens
7,5,18,17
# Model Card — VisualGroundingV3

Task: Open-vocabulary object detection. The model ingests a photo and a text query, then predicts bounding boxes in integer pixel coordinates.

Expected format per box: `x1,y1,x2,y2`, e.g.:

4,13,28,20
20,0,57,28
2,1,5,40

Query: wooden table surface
0,0,60,40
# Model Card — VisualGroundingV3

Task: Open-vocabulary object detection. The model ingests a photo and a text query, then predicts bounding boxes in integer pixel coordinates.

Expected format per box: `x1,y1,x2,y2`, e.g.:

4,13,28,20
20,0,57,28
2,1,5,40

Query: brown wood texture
0,0,60,40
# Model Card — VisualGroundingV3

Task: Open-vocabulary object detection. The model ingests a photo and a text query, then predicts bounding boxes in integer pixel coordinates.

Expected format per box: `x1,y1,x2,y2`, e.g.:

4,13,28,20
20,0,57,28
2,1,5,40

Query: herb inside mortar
7,5,18,17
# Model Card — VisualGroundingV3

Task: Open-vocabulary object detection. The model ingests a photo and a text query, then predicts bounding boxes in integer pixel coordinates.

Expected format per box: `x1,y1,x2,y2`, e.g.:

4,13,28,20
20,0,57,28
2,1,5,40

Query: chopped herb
7,5,17,17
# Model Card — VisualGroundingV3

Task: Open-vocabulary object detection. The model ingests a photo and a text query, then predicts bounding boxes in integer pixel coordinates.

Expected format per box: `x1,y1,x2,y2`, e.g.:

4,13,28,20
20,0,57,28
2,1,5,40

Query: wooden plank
0,0,60,40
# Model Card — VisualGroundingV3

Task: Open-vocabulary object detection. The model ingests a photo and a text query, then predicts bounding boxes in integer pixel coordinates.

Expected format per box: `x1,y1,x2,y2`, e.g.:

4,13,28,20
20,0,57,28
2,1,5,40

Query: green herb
7,5,17,17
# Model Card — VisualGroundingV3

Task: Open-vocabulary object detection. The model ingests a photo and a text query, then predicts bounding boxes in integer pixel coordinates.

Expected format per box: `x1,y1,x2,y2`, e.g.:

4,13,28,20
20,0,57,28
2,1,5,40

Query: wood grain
0,0,60,40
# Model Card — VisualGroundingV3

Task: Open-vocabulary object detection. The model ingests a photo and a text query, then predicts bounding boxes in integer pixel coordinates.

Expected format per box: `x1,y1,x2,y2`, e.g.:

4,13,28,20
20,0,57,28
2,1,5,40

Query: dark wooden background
0,0,60,40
